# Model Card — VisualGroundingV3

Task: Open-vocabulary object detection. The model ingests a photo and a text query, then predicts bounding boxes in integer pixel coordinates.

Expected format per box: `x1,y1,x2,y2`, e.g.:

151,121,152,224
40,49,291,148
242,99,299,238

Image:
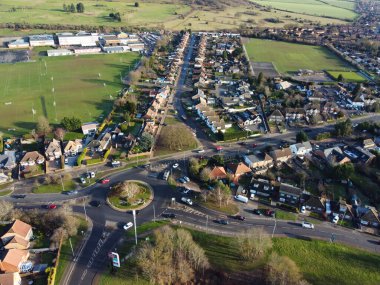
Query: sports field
327,71,367,82
245,39,354,74
0,53,139,135
251,0,357,20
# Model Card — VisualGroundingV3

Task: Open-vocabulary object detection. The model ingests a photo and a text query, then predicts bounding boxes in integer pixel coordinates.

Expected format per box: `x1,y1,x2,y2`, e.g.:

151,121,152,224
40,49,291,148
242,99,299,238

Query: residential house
270,148,292,165
0,272,21,285
276,81,292,90
20,151,45,167
304,103,320,117
243,153,273,170
98,133,112,152
209,166,227,180
362,138,376,149
0,249,29,273
360,207,380,228
302,195,325,213
249,179,274,198
279,183,303,205
227,162,251,183
315,147,351,167
289,141,312,157
1,220,33,250
268,109,285,123
322,102,339,115
81,122,98,135
45,139,62,161
64,140,83,156
0,151,17,170
285,108,305,121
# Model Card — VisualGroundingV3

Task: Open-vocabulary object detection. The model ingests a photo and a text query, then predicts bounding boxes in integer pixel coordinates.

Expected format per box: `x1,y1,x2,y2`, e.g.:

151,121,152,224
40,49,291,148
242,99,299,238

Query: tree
266,253,302,285
189,158,200,178
125,101,137,115
76,2,85,13
334,163,354,180
232,47,243,58
352,83,361,96
136,226,209,284
200,167,211,182
257,72,265,86
236,228,273,261
337,110,345,118
135,2,139,7
69,3,76,13
54,127,66,141
337,74,344,82
0,201,13,219
61,116,82,131
335,119,352,137
139,132,154,151
296,131,308,143
63,4,67,12
128,70,141,85
210,155,224,166
36,116,51,135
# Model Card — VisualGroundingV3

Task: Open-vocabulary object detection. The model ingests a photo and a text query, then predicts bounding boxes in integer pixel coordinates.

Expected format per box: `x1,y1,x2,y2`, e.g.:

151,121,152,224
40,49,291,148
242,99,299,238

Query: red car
48,204,57,210
252,143,258,148
101,178,110,184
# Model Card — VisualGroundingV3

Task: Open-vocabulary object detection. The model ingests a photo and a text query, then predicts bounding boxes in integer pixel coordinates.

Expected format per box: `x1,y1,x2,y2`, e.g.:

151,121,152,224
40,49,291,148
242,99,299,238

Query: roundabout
106,180,154,212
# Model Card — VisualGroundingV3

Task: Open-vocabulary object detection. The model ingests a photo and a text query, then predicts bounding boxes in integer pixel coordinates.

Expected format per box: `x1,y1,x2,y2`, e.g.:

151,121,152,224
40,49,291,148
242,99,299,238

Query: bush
276,203,299,213
0,137,3,153
316,132,331,141
77,148,87,166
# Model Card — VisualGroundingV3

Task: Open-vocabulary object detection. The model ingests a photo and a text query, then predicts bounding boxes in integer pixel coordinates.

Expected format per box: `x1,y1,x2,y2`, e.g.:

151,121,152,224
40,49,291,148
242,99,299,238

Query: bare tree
266,253,302,285
200,167,211,182
0,201,13,220
236,228,272,261
36,116,52,135
136,226,209,284
54,127,66,141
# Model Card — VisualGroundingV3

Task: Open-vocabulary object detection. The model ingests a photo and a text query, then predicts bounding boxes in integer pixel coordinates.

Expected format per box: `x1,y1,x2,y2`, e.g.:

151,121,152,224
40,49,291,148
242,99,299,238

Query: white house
29,35,55,47
81,122,98,135
289,141,312,157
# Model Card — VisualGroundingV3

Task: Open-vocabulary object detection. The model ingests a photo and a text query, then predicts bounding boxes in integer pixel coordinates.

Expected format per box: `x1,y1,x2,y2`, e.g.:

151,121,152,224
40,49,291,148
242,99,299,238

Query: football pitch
0,53,139,136
245,39,354,75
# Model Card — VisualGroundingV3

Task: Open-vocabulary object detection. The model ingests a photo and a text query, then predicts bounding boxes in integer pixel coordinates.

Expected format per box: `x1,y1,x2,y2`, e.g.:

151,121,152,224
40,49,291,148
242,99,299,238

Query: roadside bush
77,148,87,165
276,203,299,213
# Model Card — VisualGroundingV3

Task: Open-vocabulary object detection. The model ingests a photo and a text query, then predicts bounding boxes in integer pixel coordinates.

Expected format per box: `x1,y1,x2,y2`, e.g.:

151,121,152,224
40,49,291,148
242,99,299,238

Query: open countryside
251,0,357,20
245,38,354,74
0,52,139,135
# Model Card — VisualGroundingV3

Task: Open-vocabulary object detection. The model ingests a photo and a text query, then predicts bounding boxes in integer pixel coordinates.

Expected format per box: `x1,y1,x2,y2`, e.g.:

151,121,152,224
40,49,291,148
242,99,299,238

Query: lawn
0,53,139,136
0,0,190,28
251,0,357,20
33,180,76,194
108,182,152,210
0,190,12,196
326,71,367,82
245,39,354,74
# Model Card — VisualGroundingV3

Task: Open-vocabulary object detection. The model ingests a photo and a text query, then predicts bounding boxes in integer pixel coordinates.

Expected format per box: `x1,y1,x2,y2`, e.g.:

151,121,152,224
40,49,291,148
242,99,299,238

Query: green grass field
327,71,367,82
245,39,354,74
0,53,139,136
251,0,357,20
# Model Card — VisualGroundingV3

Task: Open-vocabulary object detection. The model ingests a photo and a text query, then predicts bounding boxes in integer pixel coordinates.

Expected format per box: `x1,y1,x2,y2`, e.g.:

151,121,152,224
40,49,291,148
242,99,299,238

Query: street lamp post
272,215,277,238
133,210,138,245
60,175,65,192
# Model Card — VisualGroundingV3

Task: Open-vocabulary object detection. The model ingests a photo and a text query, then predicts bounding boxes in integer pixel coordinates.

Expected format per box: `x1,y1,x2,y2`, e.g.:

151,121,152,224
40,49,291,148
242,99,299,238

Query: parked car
181,197,193,206
162,213,176,219
197,149,205,153
90,172,96,178
12,194,26,199
172,163,179,169
181,187,191,194
178,178,186,184
264,209,275,217
101,178,110,184
302,221,314,229
332,215,339,224
253,209,263,216
300,206,306,213
48,204,57,210
80,177,86,184
66,190,78,196
64,158,69,164
252,143,258,148
183,176,190,182
123,222,134,230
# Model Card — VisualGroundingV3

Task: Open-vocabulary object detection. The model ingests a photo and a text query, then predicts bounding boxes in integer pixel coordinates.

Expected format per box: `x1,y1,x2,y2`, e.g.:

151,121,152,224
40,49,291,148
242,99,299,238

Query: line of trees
63,3,85,13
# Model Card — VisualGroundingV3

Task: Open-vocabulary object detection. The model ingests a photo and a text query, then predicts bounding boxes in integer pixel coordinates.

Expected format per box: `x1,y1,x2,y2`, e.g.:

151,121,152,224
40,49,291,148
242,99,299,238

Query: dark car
215,219,229,225
12,194,26,199
253,209,263,216
234,215,246,221
90,200,101,207
252,143,258,148
162,213,176,219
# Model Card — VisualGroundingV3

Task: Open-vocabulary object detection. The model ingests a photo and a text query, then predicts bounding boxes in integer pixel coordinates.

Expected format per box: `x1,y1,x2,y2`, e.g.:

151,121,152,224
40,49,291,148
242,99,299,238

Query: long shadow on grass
82,78,122,88
283,232,313,241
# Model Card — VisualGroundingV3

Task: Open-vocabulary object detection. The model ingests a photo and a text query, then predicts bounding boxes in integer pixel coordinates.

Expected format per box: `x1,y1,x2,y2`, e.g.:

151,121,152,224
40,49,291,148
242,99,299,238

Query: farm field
245,39,354,74
251,0,357,20
0,52,139,136
0,0,349,35
327,71,367,82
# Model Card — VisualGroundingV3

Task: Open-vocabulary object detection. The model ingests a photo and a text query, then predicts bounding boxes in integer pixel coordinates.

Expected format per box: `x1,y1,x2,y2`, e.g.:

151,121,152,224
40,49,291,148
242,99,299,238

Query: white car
123,222,134,230
90,172,96,178
332,215,339,224
300,206,306,213
172,163,179,169
183,176,190,182
302,221,314,229
80,177,86,184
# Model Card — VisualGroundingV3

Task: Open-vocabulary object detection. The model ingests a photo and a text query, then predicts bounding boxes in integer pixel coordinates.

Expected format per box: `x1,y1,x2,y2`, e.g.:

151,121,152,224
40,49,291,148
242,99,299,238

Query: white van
234,195,248,203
